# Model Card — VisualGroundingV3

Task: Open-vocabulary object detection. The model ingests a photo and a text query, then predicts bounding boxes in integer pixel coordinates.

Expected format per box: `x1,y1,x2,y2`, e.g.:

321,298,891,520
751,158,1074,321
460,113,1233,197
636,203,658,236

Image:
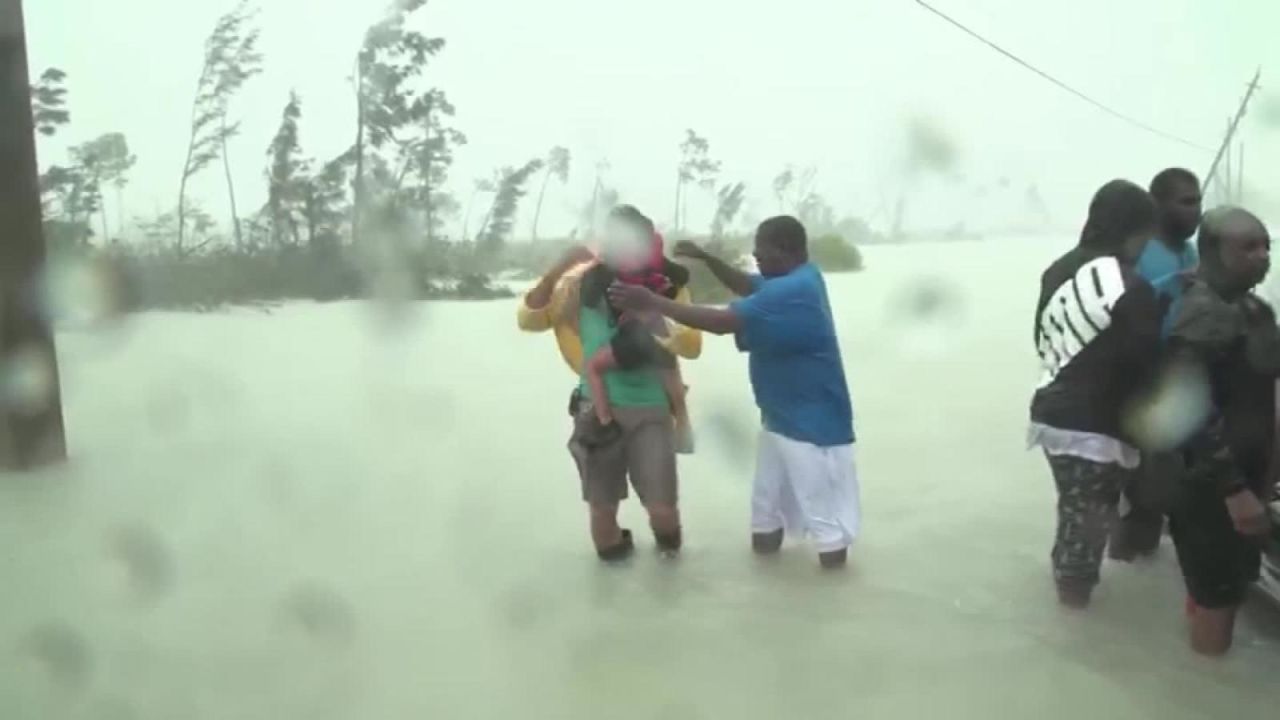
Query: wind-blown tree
265,92,306,246
476,159,544,264
711,181,746,240
673,130,719,233
796,192,837,236
352,0,445,245
177,1,263,252
410,89,465,244
71,133,135,241
30,68,70,138
772,165,817,214
299,157,351,248
40,164,99,249
461,176,496,242
530,146,570,242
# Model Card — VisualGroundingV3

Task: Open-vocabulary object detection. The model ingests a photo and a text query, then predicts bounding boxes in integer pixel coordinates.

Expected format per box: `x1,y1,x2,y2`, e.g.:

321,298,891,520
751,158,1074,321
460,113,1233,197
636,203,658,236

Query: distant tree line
30,0,866,311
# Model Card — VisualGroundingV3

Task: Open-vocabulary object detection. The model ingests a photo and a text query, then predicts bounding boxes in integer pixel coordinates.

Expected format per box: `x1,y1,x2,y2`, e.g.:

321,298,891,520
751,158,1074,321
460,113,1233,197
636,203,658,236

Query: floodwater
2,240,1277,719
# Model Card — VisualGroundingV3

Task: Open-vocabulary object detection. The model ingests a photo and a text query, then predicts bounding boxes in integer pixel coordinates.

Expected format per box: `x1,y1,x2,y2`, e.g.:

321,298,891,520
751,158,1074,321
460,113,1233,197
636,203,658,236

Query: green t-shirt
578,303,670,409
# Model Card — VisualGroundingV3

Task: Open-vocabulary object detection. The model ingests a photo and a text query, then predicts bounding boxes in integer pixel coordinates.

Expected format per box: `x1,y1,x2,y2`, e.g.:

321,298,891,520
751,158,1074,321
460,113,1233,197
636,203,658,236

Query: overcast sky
24,0,1280,240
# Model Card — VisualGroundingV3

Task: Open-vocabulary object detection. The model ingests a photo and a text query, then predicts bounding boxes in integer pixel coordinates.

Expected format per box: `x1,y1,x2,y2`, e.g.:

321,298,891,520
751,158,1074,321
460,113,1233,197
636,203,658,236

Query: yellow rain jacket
516,261,703,375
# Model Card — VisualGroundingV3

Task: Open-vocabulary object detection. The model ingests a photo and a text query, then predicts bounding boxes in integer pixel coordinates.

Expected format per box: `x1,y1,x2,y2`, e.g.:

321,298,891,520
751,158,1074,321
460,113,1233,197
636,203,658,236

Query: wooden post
0,0,67,469
1236,139,1245,205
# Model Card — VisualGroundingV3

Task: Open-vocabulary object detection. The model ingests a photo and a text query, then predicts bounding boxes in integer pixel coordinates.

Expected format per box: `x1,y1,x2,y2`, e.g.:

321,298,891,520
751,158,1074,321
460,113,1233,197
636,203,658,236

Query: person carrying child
580,220,695,454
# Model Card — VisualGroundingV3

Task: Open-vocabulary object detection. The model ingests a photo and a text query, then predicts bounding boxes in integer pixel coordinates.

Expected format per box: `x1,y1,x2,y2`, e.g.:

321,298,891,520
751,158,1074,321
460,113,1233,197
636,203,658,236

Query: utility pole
1203,68,1261,197
0,0,68,469
1236,139,1245,205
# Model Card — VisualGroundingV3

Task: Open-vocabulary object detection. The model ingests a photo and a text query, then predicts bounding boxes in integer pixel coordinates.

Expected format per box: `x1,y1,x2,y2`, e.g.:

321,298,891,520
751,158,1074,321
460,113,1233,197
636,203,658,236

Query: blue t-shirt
1135,237,1198,339
728,263,855,447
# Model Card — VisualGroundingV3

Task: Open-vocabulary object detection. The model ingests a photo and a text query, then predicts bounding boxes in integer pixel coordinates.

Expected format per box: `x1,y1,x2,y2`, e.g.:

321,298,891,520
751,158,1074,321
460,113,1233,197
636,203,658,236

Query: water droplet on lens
1,344,57,416
20,622,92,690
107,524,174,603
280,582,357,645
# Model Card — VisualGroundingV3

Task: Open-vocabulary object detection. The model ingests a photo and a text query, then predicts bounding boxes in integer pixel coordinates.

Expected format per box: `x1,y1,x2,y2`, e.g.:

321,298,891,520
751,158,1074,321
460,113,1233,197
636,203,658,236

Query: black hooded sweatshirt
1030,180,1162,439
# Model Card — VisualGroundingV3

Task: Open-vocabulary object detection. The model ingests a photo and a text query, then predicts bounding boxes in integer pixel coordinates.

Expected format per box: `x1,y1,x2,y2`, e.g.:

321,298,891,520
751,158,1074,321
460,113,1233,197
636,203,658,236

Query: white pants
751,430,861,553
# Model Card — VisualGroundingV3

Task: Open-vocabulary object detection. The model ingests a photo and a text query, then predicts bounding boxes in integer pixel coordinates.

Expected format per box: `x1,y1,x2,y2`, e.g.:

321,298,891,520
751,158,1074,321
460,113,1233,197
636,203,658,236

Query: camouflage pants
1046,454,1128,587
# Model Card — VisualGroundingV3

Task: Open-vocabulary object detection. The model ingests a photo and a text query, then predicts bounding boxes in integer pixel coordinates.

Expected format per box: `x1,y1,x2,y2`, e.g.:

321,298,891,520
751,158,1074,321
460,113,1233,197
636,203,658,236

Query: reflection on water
1,240,1276,718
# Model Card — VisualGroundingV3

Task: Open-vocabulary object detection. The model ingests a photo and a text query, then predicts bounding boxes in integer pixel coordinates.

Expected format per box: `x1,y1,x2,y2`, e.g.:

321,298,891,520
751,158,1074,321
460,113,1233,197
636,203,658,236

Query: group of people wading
1031,168,1279,656
518,173,1278,658
517,208,859,568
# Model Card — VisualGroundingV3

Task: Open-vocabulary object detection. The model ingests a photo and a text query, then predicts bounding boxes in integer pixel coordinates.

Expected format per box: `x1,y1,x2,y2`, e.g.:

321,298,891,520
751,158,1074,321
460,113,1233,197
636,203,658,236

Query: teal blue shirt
1135,237,1198,339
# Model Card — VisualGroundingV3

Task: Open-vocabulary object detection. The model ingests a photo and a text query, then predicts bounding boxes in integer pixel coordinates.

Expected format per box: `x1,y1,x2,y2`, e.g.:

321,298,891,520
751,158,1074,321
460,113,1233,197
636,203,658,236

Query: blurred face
601,218,651,270
1157,181,1203,242
1219,225,1271,290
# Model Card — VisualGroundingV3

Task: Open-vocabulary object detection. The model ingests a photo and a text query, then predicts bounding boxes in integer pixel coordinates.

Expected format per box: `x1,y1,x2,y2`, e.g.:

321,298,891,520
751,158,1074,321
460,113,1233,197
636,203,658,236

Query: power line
912,0,1215,153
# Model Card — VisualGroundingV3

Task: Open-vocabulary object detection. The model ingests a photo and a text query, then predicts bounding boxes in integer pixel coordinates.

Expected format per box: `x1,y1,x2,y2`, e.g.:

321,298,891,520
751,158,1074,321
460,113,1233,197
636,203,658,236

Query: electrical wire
913,0,1215,153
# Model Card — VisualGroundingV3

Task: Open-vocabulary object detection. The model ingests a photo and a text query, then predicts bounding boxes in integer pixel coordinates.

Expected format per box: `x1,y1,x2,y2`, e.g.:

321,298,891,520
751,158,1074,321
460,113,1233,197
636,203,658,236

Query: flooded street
3,239,1277,719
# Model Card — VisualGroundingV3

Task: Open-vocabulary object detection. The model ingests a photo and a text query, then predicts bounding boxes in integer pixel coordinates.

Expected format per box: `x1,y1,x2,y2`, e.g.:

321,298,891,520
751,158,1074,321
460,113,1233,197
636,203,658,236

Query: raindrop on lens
1,344,56,416
19,622,92,690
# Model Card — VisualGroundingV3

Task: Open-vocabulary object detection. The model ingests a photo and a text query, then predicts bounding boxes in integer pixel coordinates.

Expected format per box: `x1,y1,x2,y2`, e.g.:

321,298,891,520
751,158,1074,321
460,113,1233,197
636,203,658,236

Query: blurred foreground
2,239,1277,719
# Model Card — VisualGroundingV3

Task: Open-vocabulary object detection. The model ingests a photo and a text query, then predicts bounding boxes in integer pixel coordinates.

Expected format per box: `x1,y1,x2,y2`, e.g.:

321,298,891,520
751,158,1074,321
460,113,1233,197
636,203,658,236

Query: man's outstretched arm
675,240,756,298
611,283,742,336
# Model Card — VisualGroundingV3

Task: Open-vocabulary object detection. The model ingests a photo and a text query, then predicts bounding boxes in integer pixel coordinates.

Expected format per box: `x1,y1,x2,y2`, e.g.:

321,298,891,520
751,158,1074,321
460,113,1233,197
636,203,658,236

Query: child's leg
586,346,619,425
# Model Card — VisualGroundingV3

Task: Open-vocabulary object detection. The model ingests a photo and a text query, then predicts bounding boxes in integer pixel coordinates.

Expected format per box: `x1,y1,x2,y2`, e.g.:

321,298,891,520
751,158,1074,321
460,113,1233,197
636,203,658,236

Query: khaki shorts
568,394,677,507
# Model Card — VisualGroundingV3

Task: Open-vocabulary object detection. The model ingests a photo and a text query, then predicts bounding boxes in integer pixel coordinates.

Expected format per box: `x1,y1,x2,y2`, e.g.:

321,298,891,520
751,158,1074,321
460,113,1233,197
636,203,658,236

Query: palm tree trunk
530,169,551,242
99,197,109,244
115,184,125,237
352,68,365,247
220,118,243,247
461,188,478,242
673,174,682,233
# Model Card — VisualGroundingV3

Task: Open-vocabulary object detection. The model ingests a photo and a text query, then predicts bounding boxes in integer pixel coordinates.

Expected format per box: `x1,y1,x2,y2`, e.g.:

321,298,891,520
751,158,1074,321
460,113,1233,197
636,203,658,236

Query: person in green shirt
518,206,703,562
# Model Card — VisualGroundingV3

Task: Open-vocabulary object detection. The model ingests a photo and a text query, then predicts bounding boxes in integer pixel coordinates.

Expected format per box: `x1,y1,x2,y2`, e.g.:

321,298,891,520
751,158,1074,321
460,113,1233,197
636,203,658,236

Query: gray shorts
567,394,677,507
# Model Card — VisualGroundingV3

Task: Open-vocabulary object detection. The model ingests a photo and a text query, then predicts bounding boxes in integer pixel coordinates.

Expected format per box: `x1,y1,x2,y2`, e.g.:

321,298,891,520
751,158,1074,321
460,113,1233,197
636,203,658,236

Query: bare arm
517,246,594,332
675,241,754,298
702,254,755,298
646,294,742,336
526,251,588,310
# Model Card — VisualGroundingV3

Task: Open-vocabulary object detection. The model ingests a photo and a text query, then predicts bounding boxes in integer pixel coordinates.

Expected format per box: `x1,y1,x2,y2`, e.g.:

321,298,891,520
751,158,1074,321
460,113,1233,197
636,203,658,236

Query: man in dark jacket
1164,207,1276,656
1027,179,1163,608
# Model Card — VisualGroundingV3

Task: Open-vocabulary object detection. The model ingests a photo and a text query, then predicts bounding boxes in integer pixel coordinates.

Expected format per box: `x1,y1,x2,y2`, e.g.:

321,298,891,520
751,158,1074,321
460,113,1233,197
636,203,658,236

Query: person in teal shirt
1111,167,1203,562
1135,168,1203,338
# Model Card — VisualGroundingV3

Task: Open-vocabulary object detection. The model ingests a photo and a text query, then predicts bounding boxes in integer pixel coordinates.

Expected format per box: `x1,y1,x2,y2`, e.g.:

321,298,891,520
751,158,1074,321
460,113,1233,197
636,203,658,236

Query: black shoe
597,529,635,563
818,548,848,569
752,529,784,555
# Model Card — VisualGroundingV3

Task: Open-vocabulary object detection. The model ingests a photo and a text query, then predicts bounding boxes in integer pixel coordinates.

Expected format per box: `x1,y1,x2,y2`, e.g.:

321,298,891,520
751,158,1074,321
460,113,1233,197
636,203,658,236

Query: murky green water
2,240,1276,719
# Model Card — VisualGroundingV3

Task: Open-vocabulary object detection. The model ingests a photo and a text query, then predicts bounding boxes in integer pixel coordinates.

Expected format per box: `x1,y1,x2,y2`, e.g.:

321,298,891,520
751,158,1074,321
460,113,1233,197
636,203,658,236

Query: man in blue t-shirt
609,216,859,568
1110,167,1204,563
1136,168,1203,337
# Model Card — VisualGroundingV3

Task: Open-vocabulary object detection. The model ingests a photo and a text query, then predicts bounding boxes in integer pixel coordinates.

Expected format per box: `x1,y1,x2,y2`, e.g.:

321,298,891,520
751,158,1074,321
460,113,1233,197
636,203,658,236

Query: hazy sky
25,0,1280,240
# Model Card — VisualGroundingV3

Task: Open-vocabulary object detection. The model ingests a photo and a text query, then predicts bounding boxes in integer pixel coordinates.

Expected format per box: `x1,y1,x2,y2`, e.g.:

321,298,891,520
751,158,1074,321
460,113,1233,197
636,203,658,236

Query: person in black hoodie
1164,207,1277,656
1028,179,1163,608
